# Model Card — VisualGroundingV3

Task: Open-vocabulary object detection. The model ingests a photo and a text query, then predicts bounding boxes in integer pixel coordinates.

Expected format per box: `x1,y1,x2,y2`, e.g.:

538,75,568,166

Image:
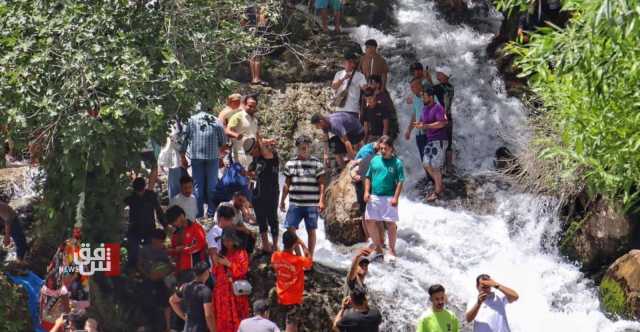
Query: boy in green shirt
364,136,404,258
416,284,459,332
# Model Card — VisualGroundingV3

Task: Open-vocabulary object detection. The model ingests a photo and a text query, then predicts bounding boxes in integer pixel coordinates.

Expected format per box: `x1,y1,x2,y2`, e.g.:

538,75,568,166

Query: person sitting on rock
363,136,404,258
416,284,459,332
280,136,326,258
414,87,448,202
272,230,313,332
332,286,382,332
0,200,27,261
170,175,198,222
345,248,372,297
465,274,519,332
311,112,365,170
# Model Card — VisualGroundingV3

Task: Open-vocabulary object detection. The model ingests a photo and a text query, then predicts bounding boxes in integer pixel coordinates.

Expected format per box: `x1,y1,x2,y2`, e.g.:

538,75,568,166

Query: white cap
436,66,452,78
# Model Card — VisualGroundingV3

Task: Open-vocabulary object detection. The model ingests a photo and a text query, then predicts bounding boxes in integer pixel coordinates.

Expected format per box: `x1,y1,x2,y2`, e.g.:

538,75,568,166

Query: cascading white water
309,0,640,331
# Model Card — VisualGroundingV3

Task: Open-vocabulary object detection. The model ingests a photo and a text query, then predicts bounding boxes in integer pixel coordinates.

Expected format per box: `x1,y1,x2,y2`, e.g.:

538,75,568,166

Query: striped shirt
284,157,325,206
181,112,227,160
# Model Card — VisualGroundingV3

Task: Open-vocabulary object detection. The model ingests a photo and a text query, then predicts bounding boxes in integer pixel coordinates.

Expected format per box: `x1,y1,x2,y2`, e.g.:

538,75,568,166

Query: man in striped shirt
279,135,326,258
180,105,228,218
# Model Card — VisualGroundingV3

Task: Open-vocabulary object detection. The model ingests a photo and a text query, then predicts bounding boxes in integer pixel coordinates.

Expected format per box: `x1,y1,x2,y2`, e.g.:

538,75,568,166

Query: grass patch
599,276,629,318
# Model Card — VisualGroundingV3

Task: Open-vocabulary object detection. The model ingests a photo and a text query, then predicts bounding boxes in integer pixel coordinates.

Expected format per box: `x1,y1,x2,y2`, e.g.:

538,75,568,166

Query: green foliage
559,217,585,257
0,275,33,332
599,276,629,317
503,0,640,211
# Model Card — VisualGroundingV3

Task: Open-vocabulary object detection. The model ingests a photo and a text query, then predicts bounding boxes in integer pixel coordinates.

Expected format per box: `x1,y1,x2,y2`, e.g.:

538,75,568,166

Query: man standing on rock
332,51,368,117
311,112,365,170
280,135,326,258
227,94,260,170
364,136,404,258
272,230,313,332
416,284,459,332
363,75,393,143
315,0,342,34
432,68,455,175
414,87,448,202
465,274,519,332
359,39,389,89
181,104,228,218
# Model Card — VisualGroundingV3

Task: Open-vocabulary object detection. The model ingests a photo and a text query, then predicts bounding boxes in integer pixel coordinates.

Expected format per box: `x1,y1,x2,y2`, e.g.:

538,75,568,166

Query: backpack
217,162,249,194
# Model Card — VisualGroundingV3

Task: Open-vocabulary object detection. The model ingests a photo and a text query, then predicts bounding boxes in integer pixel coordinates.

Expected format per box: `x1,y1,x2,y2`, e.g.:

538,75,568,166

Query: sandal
426,192,440,202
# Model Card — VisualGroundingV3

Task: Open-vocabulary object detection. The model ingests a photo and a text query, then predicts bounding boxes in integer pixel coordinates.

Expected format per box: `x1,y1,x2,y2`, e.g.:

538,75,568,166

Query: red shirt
170,221,207,271
271,251,313,305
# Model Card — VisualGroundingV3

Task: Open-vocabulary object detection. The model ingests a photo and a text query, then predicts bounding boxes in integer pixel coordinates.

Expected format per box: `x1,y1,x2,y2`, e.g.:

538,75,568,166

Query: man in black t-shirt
124,177,165,270
169,262,215,332
333,287,382,332
363,75,393,144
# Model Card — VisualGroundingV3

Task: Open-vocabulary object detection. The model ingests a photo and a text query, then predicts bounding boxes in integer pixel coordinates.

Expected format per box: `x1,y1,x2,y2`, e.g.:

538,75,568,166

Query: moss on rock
599,276,629,317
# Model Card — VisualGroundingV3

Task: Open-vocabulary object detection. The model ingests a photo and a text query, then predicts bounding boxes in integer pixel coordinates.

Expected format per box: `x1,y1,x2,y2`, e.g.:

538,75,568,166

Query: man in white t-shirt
331,51,368,116
170,175,198,221
465,274,519,332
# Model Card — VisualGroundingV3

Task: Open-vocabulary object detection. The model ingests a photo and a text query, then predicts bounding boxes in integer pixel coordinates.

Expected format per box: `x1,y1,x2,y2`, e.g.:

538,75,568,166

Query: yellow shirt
227,110,258,168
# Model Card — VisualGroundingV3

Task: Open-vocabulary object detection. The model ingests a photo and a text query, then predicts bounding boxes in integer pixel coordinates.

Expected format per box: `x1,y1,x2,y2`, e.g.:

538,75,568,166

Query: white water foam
305,0,640,331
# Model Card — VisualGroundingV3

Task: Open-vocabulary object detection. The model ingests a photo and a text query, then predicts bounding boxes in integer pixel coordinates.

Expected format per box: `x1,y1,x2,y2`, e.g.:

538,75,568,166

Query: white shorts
365,195,399,222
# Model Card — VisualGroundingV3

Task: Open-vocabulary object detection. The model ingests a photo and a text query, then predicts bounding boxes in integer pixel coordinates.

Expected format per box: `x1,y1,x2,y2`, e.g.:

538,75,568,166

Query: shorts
281,304,302,325
315,0,342,11
329,131,365,155
284,205,319,230
141,150,157,168
365,195,399,222
423,140,448,170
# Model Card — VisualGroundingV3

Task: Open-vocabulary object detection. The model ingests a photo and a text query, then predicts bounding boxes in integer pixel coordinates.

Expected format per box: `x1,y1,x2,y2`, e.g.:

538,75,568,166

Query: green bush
498,0,640,211
599,276,629,317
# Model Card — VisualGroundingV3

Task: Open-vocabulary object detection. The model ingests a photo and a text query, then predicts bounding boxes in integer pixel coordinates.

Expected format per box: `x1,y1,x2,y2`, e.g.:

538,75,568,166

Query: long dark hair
219,227,242,257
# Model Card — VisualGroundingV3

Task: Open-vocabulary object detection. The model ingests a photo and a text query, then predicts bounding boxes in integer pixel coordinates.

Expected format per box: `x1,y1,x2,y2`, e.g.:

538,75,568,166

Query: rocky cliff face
600,250,640,319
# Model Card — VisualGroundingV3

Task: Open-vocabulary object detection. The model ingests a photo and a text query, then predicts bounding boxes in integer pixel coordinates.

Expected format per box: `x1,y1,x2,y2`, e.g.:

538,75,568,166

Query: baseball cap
436,66,452,78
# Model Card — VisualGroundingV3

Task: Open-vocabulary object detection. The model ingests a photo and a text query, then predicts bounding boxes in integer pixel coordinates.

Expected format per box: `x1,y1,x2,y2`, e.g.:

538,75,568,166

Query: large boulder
323,163,366,246
600,250,640,319
248,254,345,332
561,199,638,273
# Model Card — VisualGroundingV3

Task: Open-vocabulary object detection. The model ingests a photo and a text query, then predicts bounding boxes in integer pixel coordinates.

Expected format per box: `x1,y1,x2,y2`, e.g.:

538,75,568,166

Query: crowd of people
0,30,524,331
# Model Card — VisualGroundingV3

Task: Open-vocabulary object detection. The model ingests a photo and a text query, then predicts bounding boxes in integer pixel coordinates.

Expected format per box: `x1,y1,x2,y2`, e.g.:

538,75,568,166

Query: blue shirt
182,112,227,160
355,143,376,160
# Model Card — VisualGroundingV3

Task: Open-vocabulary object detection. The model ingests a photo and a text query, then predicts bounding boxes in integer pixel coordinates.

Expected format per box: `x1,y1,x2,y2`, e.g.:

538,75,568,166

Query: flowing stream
309,0,640,331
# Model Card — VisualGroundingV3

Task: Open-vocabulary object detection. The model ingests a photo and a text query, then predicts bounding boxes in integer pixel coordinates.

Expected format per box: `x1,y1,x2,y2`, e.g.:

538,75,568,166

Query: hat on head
243,137,257,153
253,299,270,313
436,66,452,78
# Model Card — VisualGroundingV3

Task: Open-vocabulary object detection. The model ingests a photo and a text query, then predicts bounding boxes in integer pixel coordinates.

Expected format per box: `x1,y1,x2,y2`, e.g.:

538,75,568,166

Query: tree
497,0,640,210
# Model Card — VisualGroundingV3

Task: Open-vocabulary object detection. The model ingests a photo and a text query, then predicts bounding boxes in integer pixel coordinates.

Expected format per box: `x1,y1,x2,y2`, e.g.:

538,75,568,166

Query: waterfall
309,0,640,331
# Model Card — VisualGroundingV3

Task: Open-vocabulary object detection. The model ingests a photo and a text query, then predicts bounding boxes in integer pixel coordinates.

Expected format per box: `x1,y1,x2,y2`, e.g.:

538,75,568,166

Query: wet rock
248,253,345,332
600,250,640,319
323,163,366,246
561,199,638,273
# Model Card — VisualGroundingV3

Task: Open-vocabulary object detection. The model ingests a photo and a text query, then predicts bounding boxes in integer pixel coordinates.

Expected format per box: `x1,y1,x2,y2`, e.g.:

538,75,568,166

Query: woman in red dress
213,227,250,332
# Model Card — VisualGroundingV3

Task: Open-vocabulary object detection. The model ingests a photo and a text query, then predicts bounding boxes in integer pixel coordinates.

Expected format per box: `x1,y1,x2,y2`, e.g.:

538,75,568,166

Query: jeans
167,167,187,200
284,205,319,230
191,158,219,218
